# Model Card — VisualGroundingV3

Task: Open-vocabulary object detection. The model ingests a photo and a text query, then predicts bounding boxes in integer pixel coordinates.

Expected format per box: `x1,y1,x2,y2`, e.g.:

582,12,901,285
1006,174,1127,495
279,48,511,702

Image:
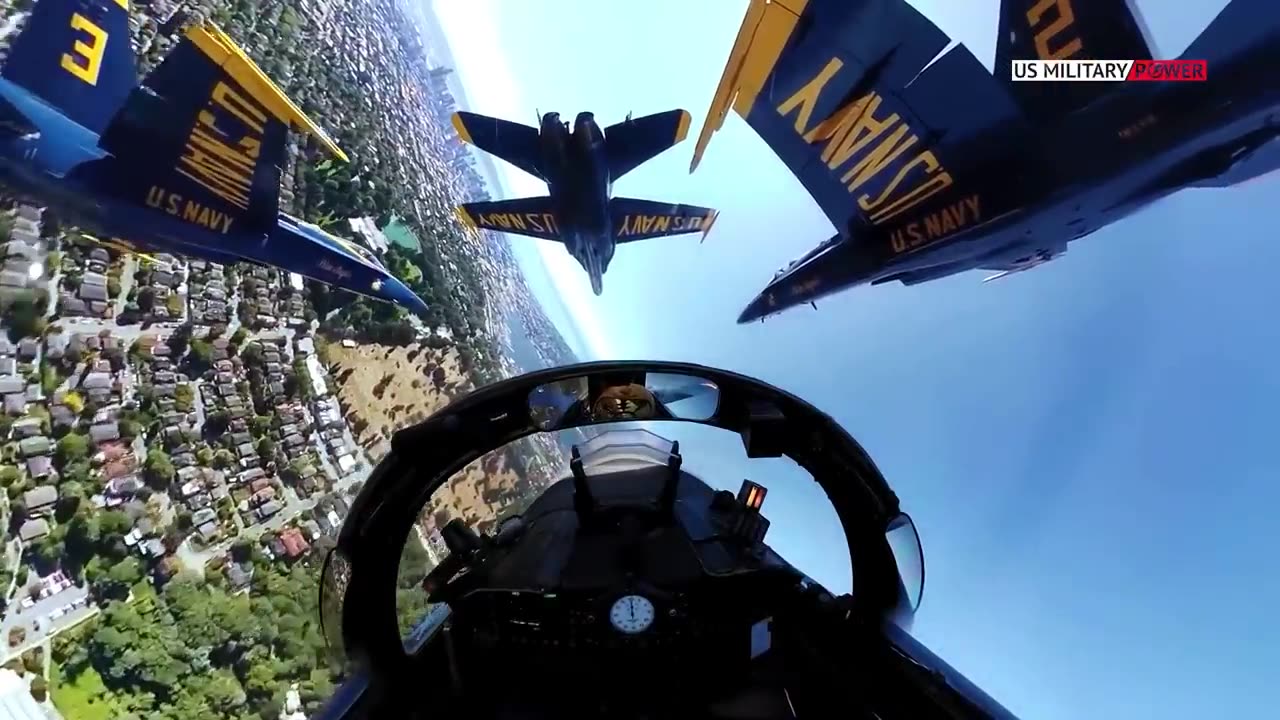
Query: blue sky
432,1,1277,717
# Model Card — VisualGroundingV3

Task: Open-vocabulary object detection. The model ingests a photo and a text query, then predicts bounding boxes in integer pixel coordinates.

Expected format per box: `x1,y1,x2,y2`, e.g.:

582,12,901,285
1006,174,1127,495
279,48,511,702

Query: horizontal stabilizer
0,95,37,136
456,198,561,240
1,0,135,134
93,23,344,239
452,112,545,180
603,109,692,180
690,0,1022,237
996,0,1157,119
182,24,346,160
609,197,718,242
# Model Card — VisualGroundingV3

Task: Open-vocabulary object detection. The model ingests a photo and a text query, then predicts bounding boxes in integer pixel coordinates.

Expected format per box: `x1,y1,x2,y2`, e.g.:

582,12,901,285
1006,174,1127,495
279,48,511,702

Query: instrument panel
455,589,748,662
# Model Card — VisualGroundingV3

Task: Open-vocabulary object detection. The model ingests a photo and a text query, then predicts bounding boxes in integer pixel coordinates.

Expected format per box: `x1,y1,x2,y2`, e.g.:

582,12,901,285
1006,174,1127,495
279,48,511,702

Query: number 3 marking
61,13,108,86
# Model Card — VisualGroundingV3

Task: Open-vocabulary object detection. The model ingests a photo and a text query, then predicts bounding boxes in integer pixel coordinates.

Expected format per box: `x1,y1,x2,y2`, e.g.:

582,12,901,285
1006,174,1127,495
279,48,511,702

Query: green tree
3,297,41,341
55,433,90,467
144,450,175,489
101,557,143,600
250,415,273,437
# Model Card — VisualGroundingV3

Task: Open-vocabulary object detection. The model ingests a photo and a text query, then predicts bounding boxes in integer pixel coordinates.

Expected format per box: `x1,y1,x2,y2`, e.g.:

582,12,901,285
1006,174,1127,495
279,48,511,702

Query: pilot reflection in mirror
560,373,677,425
590,382,658,421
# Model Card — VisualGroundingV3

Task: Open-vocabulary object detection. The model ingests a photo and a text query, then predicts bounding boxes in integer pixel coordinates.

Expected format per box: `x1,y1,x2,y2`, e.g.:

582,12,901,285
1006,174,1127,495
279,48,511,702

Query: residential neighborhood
0,0,581,716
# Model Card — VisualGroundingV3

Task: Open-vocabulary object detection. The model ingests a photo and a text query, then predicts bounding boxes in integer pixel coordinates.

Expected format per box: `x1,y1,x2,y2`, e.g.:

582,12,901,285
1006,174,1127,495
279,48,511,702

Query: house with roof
255,500,282,521
0,375,24,396
25,455,53,480
50,403,75,429
224,562,253,592
18,435,50,458
16,338,37,360
278,527,310,560
89,421,120,444
11,416,42,438
23,485,58,517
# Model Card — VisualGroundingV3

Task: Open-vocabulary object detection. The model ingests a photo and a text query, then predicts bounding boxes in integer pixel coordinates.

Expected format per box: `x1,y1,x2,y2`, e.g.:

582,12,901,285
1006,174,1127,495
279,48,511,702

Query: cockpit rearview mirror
527,371,720,431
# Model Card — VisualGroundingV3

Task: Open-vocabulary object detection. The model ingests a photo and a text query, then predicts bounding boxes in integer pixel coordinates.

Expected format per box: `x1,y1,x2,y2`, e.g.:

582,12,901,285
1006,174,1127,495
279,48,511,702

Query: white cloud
432,0,615,360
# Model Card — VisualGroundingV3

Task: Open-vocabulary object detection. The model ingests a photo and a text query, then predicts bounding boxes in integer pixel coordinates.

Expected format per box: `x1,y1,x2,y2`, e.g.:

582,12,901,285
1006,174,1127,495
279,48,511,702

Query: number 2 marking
1027,0,1083,61
61,13,108,86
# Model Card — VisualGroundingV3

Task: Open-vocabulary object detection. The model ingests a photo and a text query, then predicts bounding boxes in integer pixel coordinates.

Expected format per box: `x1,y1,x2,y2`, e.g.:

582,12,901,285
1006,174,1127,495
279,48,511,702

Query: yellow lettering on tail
177,81,268,212
617,214,703,237
777,57,956,226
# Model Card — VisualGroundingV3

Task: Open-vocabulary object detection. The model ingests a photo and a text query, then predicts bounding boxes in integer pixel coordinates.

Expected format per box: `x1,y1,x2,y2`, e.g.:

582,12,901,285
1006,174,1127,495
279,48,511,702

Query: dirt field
326,341,522,533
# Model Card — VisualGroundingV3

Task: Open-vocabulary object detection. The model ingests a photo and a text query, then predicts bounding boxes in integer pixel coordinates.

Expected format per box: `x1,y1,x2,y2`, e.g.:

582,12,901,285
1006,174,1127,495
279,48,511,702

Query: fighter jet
452,109,719,295
0,0,427,316
689,0,1280,323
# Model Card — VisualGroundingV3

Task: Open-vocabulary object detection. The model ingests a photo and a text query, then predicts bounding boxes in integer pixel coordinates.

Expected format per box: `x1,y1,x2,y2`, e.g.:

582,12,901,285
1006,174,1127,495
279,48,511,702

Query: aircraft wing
602,109,692,180
609,197,718,243
456,198,562,240
452,112,546,181
690,0,1026,237
91,23,347,238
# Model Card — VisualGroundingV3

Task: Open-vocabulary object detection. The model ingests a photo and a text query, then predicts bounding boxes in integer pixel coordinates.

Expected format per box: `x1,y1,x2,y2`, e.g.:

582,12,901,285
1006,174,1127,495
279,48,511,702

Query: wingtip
673,109,692,145
701,209,719,241
451,112,473,145
454,206,477,229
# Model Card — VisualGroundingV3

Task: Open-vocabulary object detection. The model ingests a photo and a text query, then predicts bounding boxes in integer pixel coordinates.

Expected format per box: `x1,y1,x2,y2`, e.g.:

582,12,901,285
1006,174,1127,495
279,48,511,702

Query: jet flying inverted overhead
0,0,427,316
690,0,1280,323
453,109,719,295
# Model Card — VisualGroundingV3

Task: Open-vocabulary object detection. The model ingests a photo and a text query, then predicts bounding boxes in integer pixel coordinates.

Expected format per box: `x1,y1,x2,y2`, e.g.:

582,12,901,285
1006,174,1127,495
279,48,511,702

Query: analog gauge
608,594,655,635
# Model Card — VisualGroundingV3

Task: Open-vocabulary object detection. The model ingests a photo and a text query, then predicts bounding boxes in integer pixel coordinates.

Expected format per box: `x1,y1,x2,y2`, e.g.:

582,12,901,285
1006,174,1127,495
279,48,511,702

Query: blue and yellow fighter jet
452,109,719,295
690,0,1280,323
0,0,427,316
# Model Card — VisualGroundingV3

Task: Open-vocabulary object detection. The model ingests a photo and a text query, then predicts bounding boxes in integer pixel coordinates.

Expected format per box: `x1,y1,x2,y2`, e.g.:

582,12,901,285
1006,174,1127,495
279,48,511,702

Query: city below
0,0,580,717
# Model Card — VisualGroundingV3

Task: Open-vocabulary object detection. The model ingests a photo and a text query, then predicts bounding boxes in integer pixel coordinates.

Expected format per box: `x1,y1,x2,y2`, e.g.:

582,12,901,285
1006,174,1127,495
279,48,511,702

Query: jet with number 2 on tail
0,0,428,316
452,109,719,295
689,0,1280,324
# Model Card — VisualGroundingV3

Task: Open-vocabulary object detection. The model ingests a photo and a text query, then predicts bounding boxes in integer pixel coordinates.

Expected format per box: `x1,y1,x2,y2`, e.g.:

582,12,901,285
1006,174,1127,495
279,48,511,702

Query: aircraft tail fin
1,0,135,134
602,109,692,180
93,23,346,238
451,111,545,180
455,197,562,241
609,197,718,243
995,0,1157,119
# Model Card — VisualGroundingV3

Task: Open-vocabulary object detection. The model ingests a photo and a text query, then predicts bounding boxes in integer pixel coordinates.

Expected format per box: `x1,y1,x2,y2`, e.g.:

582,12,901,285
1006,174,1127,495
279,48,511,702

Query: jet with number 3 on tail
0,0,428,316
689,0,1280,323
453,109,719,295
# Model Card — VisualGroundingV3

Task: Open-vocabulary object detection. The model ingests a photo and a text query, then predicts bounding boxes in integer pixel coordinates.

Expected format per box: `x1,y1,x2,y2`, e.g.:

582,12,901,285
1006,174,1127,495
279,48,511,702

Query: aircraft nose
736,292,772,324
591,274,603,295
